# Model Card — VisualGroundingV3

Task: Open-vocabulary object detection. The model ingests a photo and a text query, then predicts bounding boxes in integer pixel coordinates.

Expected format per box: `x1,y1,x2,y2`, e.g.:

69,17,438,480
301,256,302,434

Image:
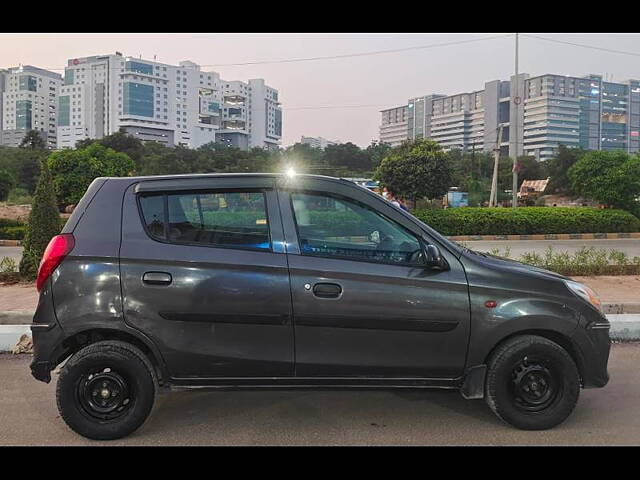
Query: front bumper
570,310,611,388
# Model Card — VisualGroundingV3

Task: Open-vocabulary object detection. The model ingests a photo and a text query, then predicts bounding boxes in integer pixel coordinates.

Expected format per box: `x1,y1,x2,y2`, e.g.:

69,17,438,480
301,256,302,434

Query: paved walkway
0,283,38,312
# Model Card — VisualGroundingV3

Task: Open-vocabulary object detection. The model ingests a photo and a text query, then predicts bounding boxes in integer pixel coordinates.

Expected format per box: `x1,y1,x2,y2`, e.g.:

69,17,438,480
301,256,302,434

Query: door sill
169,376,462,391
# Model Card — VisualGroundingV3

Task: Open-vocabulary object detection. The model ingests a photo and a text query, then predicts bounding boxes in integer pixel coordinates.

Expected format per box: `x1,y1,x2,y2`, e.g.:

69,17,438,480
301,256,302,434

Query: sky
2,33,640,148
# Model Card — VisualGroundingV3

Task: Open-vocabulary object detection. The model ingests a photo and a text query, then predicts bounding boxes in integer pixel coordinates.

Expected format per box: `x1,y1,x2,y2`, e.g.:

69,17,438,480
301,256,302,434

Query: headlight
564,280,602,311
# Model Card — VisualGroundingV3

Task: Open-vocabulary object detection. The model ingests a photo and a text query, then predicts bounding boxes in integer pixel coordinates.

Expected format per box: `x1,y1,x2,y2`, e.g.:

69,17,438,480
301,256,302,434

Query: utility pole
489,125,503,207
512,32,519,208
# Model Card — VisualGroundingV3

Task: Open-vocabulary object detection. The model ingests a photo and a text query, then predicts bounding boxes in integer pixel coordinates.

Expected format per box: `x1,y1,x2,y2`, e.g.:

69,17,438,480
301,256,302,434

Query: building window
125,61,153,75
123,82,154,117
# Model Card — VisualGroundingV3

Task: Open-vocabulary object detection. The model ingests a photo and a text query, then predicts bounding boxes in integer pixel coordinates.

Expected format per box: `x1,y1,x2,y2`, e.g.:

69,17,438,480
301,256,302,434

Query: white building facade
1,65,62,148
379,105,408,147
57,53,281,150
300,136,338,149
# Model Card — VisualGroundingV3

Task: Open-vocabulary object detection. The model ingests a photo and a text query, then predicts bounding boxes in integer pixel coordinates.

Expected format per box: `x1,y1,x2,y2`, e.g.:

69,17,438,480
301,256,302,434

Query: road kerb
448,232,640,242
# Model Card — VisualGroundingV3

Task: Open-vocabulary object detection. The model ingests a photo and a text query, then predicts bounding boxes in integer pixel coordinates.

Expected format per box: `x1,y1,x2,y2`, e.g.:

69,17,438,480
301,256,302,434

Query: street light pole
512,32,519,208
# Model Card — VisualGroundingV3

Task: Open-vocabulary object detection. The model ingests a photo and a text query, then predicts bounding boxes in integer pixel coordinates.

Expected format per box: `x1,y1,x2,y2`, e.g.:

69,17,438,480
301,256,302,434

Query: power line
1,34,512,72
522,34,640,58
283,104,398,111
199,34,512,67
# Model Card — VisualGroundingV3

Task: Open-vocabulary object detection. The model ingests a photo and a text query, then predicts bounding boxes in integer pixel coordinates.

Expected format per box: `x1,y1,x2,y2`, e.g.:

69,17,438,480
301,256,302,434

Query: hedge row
0,217,67,240
2,207,638,240
413,207,640,236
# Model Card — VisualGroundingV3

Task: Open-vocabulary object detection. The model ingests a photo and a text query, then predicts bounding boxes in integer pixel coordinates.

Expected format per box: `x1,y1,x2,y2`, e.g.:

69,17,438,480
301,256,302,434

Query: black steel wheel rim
77,367,134,420
511,356,560,413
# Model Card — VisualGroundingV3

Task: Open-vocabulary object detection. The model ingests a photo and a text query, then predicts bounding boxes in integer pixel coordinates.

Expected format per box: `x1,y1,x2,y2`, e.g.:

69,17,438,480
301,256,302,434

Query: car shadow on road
136,386,505,442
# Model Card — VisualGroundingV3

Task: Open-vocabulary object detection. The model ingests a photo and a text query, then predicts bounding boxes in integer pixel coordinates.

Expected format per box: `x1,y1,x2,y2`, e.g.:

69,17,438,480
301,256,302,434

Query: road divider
448,232,640,242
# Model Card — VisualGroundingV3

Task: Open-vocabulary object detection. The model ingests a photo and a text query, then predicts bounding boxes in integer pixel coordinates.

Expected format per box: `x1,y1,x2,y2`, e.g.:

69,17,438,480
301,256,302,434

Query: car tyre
485,334,580,430
56,340,156,440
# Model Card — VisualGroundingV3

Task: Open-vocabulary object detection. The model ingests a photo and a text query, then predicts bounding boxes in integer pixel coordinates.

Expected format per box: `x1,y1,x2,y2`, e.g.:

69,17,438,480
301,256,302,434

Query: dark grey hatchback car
30,173,611,439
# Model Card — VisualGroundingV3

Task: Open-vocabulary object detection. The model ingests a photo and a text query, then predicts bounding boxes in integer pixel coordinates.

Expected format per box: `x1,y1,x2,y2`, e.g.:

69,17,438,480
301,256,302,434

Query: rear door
120,176,293,380
278,177,470,379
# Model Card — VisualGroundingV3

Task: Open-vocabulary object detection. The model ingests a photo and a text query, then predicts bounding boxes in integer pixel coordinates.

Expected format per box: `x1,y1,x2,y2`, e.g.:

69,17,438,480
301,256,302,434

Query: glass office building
381,72,640,161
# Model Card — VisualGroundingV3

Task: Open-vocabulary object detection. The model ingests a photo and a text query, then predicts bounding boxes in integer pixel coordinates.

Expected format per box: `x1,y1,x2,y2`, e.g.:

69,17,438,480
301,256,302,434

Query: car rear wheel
485,335,580,430
56,340,156,440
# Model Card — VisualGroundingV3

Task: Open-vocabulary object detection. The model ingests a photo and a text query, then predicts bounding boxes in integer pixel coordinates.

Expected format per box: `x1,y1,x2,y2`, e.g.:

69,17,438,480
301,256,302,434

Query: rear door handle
143,272,172,285
313,282,342,298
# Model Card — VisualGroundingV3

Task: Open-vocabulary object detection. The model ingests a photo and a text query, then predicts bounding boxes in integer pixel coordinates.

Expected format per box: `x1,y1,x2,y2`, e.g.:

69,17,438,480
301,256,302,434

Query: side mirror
425,244,448,270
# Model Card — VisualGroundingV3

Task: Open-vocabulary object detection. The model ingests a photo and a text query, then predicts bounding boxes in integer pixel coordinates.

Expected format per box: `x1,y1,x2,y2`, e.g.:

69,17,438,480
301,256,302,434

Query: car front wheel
485,334,580,430
56,340,156,440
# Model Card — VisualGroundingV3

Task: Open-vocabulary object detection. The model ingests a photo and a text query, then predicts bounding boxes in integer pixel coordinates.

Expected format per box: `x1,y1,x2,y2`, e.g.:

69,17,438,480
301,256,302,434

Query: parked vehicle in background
30,173,610,439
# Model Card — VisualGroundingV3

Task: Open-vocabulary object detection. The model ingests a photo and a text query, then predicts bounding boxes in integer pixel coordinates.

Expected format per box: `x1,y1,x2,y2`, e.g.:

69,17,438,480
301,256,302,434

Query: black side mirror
424,244,448,270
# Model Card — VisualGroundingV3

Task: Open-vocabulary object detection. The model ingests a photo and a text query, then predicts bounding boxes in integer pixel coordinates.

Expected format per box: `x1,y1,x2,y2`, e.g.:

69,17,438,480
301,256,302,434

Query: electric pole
489,125,503,207
512,32,519,208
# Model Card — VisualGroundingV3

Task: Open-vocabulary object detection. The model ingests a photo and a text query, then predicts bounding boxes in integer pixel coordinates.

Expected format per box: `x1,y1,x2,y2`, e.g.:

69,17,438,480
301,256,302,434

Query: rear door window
139,191,271,251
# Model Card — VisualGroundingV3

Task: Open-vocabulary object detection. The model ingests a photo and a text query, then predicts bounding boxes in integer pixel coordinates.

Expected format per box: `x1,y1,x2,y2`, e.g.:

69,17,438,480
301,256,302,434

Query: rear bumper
30,322,67,383
30,359,53,383
571,312,611,388
30,282,67,384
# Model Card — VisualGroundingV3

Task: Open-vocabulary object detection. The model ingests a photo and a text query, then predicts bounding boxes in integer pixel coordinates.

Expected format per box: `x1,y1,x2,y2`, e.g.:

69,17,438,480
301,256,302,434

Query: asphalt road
1,344,639,445
2,239,640,268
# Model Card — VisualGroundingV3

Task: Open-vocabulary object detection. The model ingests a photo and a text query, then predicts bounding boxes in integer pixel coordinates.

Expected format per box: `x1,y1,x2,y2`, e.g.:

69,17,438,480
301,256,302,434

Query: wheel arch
57,327,169,386
484,329,585,385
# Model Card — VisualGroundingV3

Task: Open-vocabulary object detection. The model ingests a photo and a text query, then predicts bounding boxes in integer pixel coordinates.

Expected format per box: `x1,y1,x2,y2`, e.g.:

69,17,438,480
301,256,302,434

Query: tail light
36,234,75,292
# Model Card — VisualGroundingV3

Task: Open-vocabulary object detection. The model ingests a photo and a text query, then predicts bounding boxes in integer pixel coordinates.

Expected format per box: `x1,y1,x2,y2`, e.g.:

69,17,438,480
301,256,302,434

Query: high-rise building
1,65,62,148
300,136,338,149
57,53,281,150
216,78,282,151
380,72,640,161
379,105,409,147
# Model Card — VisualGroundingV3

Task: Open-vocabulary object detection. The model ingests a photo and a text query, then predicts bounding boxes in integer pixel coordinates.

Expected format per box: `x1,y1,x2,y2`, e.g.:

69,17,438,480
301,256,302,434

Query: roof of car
101,172,357,185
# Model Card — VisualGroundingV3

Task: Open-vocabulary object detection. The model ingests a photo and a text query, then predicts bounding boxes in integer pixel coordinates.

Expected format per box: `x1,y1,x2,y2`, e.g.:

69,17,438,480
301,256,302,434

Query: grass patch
484,245,640,276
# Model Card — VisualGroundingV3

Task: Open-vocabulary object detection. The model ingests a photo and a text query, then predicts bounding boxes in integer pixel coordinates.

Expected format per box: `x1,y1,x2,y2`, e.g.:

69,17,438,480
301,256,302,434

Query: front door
120,176,293,380
278,179,470,379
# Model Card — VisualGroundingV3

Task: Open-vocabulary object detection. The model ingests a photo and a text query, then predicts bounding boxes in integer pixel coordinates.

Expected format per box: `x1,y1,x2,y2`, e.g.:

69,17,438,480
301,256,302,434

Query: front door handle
143,272,172,285
313,282,342,298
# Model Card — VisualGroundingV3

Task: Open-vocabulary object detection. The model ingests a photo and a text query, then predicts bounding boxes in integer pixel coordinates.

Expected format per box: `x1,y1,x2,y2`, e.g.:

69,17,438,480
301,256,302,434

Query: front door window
290,192,425,266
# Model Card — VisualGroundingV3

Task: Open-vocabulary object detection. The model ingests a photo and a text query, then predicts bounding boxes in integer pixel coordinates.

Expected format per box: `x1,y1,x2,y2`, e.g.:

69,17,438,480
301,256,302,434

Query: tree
544,145,585,194
365,141,393,170
374,138,453,205
48,143,135,208
0,169,15,201
77,129,146,167
569,150,640,214
19,159,61,279
514,155,544,186
324,142,371,172
19,130,46,150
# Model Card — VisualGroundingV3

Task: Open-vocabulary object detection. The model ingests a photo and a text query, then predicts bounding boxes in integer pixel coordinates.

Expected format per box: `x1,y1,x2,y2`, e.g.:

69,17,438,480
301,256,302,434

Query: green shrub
19,160,61,279
485,245,640,276
413,207,640,236
0,225,25,240
0,217,64,240
0,256,17,273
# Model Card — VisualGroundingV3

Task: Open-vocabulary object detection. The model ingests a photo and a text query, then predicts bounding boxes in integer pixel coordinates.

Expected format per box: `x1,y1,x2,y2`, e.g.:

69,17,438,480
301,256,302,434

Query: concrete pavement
1,344,639,445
